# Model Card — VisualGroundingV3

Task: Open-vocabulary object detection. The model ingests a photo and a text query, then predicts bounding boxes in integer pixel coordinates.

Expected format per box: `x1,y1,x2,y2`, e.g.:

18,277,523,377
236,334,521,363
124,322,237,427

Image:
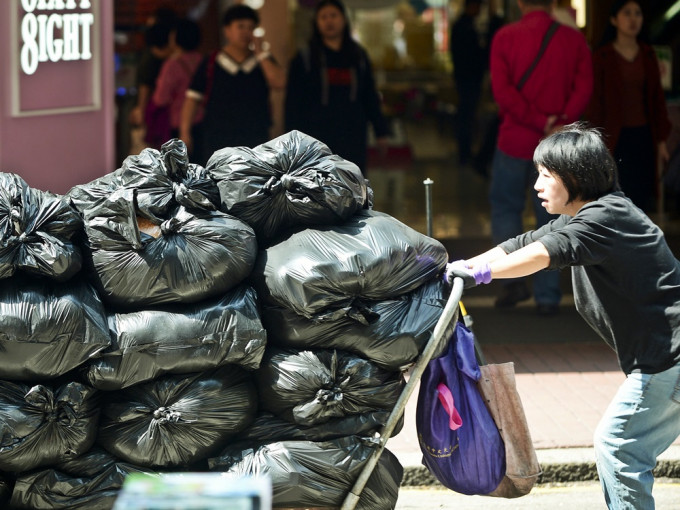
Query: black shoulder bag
516,21,561,91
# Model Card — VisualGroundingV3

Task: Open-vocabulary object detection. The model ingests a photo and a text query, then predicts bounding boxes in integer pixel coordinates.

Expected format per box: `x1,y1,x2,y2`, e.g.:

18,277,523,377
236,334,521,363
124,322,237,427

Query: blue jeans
489,148,561,305
594,364,680,509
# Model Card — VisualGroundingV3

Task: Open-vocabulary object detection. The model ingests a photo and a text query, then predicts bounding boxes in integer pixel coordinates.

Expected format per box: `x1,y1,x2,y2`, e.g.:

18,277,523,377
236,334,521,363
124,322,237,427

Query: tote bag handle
437,383,463,431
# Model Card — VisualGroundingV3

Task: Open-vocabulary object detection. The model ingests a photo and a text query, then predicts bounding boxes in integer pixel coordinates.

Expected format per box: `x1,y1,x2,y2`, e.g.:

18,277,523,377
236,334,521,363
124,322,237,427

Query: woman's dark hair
598,0,649,47
175,19,201,51
310,0,361,62
533,123,619,203
222,4,259,27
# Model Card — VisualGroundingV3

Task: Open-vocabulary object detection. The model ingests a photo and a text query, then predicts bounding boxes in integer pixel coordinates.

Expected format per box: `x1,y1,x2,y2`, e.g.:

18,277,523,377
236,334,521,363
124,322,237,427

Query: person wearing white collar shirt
180,4,285,165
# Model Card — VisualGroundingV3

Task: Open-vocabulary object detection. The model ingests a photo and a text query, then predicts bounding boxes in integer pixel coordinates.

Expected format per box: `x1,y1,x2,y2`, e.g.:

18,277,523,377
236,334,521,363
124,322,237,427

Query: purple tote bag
416,323,506,494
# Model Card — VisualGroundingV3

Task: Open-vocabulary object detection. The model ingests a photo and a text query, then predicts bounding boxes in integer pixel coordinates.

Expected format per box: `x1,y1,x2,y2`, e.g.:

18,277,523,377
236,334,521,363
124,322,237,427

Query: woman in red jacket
588,0,672,212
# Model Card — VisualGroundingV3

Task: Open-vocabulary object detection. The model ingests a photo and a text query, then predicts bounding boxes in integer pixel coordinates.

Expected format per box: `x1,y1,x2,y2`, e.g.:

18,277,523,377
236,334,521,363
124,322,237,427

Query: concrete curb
397,446,680,487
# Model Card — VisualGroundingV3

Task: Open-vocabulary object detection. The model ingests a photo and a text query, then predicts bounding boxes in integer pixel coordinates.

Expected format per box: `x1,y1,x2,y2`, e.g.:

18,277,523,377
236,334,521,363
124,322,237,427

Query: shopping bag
416,323,506,494
478,362,542,497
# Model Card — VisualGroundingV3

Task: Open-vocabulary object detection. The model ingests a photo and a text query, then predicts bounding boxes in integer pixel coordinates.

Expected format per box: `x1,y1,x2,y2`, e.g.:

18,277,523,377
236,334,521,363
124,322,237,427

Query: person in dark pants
446,123,680,510
284,0,389,174
449,0,502,172
587,0,672,212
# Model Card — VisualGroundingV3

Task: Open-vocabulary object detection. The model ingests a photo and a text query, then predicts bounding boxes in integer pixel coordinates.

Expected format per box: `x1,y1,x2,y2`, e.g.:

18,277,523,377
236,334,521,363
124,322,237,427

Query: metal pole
423,178,434,237
340,278,464,510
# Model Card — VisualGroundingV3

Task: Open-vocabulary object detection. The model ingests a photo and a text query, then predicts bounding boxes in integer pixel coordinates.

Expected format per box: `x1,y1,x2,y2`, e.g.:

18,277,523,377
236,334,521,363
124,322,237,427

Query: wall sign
20,0,95,75
11,0,100,116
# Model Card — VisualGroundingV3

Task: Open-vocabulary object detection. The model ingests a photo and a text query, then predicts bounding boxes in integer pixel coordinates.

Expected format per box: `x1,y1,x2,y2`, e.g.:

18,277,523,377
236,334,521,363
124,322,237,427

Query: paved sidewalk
388,296,680,485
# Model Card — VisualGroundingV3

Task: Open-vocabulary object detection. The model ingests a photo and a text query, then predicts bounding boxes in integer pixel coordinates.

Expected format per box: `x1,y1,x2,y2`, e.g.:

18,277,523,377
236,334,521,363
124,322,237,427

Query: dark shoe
494,282,531,308
536,303,560,316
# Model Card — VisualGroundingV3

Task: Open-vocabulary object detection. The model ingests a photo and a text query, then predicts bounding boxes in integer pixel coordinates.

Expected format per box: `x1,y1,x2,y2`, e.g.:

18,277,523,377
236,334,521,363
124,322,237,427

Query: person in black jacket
284,0,389,173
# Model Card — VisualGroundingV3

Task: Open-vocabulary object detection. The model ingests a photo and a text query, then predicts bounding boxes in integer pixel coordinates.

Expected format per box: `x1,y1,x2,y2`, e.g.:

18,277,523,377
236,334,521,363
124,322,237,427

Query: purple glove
445,260,492,289
472,263,492,285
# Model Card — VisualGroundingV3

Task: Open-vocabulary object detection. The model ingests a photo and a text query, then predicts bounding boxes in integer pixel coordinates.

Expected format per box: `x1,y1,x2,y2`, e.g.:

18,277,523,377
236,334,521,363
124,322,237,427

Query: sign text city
20,0,94,75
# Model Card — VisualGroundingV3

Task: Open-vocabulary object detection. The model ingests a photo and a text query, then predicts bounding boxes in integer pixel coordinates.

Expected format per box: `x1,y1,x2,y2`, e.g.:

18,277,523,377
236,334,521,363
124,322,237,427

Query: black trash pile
0,131,450,509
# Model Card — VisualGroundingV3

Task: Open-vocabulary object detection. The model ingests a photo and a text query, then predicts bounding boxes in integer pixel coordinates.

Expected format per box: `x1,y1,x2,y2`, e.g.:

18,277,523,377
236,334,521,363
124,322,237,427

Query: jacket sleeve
360,51,391,138
499,215,570,254
490,30,550,133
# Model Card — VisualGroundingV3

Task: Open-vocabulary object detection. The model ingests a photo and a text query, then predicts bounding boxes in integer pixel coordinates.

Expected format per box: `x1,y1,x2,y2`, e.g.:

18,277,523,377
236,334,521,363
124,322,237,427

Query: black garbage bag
208,435,403,510
256,349,404,427
0,172,82,281
11,448,157,510
251,209,448,318
235,410,403,444
83,285,267,390
0,380,100,473
97,366,257,468
0,474,11,507
206,130,369,244
68,139,220,220
261,278,449,371
80,189,257,306
0,276,110,381
9,448,157,510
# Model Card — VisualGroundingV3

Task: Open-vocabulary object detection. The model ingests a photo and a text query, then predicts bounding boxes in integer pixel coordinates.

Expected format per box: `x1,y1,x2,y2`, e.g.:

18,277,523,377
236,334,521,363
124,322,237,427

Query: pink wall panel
0,1,115,195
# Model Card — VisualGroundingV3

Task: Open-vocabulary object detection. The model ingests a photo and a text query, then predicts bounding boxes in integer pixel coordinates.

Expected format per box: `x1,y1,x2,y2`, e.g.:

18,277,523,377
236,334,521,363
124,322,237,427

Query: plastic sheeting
255,349,404,427
81,198,257,307
251,209,448,317
83,285,267,390
261,278,449,371
0,380,100,473
209,436,403,510
206,130,369,244
97,366,257,468
0,277,110,381
0,172,82,281
9,448,156,510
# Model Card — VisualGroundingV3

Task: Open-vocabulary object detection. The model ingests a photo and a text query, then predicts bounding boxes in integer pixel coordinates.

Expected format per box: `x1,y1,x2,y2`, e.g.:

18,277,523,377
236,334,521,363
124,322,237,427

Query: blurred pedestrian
284,0,390,174
128,8,177,149
587,0,672,212
449,0,502,172
180,4,285,165
488,0,592,315
151,18,204,159
445,123,680,510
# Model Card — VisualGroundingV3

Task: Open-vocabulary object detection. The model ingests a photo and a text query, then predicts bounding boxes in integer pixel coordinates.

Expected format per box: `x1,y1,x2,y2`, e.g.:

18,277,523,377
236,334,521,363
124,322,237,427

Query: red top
588,42,672,154
490,11,593,159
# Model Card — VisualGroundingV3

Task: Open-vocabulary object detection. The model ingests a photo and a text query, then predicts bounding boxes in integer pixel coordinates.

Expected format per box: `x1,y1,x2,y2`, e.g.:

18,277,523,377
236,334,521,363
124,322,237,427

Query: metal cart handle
340,277,465,510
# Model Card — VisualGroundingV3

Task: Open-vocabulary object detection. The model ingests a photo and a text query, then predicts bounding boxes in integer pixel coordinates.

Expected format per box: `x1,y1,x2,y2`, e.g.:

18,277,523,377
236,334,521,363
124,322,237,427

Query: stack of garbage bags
0,131,451,509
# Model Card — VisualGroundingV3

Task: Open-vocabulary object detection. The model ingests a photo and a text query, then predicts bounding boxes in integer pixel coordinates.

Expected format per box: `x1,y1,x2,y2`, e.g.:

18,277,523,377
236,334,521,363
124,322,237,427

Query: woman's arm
489,241,551,279
464,241,550,278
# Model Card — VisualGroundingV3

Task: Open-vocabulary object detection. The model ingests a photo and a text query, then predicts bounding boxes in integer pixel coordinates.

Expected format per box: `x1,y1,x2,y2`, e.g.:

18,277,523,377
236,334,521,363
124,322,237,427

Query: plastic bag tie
160,217,180,235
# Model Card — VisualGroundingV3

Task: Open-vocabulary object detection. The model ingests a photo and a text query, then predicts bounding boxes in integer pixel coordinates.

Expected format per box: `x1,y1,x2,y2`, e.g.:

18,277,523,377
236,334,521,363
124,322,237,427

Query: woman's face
316,5,346,41
610,1,643,39
534,165,572,216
